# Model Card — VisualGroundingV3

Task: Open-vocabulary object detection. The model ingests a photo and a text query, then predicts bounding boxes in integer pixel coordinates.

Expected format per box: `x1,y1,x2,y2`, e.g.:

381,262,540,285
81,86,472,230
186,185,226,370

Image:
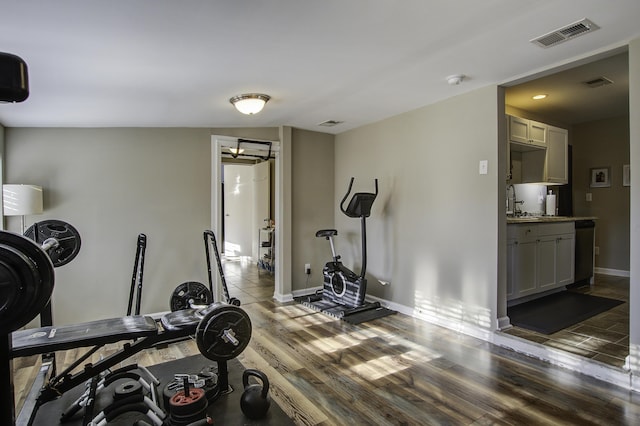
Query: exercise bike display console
317,177,378,309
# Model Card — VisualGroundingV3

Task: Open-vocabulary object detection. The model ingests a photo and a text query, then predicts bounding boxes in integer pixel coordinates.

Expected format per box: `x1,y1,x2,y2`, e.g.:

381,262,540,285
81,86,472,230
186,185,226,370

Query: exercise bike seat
11,315,158,358
316,229,338,238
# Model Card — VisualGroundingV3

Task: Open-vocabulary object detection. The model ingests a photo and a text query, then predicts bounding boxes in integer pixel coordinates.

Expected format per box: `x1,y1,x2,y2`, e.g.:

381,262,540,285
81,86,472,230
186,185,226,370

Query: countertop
507,216,597,224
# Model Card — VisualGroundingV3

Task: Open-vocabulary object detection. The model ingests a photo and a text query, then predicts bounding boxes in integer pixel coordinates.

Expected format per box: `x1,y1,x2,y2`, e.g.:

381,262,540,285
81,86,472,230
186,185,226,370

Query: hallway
222,255,275,305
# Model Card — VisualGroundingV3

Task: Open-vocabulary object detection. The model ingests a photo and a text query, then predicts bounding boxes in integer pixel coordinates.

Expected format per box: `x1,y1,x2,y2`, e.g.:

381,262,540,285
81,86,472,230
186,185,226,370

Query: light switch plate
479,160,488,175
586,193,593,202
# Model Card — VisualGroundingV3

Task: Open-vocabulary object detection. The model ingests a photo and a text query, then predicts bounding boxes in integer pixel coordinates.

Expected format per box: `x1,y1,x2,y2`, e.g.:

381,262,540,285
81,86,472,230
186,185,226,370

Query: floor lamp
2,184,43,234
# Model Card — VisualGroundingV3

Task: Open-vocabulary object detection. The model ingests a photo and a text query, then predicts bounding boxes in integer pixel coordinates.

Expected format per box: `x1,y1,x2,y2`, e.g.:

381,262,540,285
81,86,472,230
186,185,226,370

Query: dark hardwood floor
11,262,640,425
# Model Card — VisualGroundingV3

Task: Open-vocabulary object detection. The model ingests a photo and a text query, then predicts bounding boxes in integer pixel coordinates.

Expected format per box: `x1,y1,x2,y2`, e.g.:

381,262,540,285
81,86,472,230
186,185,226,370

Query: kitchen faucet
506,184,524,216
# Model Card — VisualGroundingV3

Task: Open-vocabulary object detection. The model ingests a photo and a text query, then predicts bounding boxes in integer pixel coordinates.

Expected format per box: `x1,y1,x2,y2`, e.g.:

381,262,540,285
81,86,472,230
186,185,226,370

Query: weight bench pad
11,315,158,358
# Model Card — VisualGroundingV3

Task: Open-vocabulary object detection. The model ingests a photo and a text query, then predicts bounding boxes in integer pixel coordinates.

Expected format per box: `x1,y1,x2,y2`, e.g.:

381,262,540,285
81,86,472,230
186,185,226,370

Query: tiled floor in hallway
221,255,275,305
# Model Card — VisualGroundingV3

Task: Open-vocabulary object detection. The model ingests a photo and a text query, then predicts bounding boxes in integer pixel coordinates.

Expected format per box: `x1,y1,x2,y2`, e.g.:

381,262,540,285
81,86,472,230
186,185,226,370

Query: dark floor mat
341,306,396,324
295,295,396,324
31,355,293,425
508,291,624,335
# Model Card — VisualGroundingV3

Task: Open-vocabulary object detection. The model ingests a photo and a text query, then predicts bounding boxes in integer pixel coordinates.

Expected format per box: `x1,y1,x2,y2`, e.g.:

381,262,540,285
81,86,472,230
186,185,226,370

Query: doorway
211,135,283,300
500,50,631,369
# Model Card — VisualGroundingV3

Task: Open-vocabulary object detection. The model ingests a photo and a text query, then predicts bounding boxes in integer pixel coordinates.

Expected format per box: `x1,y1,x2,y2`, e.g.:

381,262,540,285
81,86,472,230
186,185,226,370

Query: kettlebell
240,369,271,420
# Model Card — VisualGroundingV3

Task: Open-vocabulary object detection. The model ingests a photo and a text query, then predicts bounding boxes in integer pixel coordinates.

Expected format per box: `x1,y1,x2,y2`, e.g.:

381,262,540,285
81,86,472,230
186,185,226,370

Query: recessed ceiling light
532,94,547,100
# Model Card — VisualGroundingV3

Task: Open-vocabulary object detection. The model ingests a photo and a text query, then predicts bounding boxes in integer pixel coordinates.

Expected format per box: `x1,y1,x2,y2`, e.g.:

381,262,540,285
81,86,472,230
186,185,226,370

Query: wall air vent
531,18,599,48
318,120,344,127
582,76,613,88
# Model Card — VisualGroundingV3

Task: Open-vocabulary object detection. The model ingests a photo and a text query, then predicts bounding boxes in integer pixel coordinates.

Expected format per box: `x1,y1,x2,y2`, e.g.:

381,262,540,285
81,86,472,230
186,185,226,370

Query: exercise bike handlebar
340,177,378,217
339,177,355,215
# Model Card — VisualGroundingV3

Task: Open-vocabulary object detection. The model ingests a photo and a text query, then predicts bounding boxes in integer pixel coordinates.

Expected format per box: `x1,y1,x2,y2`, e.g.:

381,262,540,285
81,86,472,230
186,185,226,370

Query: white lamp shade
229,94,270,115
3,184,43,216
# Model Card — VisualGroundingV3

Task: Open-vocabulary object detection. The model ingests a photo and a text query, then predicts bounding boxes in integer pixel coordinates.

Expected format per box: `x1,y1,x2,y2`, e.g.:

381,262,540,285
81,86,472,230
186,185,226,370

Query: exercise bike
316,177,378,309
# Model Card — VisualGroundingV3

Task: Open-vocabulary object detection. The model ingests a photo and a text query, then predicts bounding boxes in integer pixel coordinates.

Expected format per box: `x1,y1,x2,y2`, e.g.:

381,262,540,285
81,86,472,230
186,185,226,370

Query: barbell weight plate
170,281,212,312
114,380,143,400
195,303,252,361
0,231,55,334
24,220,82,268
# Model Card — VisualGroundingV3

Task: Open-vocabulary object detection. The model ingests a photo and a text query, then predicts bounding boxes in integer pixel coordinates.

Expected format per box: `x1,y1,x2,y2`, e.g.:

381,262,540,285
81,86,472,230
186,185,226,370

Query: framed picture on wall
590,167,611,188
623,164,630,187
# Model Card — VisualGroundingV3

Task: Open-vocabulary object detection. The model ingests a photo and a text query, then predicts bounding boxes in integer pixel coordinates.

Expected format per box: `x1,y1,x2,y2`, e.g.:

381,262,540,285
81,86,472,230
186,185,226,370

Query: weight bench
11,316,159,358
9,305,251,425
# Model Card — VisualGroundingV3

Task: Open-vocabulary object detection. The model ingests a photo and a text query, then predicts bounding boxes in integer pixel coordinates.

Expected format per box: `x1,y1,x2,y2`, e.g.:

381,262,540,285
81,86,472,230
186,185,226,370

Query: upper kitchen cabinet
507,115,568,185
545,125,568,184
508,115,547,149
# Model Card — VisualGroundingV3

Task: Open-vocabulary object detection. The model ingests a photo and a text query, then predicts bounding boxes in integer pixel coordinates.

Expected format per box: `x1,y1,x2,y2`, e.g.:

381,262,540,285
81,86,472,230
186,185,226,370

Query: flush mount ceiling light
532,94,548,100
229,93,271,115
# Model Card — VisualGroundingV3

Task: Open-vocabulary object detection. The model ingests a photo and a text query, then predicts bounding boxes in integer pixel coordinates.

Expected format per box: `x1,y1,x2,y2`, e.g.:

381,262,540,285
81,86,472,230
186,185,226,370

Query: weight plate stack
168,388,208,426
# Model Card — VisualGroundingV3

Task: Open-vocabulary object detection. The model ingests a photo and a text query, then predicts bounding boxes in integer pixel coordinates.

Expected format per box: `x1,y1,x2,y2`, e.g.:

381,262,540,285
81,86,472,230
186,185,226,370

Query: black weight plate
24,220,81,267
0,231,55,334
170,281,212,312
195,303,252,361
114,380,143,400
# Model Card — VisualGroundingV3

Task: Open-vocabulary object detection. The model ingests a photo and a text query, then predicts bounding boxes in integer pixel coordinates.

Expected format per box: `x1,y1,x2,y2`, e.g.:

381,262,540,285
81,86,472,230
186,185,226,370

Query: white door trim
211,134,289,302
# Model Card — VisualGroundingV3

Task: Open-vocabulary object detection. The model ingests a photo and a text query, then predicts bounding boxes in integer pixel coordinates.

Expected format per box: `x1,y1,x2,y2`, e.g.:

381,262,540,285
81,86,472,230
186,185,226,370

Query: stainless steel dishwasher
574,220,595,286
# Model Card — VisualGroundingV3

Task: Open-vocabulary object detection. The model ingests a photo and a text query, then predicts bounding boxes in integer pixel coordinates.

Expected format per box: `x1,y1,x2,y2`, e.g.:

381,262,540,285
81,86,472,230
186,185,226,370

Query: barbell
0,219,81,334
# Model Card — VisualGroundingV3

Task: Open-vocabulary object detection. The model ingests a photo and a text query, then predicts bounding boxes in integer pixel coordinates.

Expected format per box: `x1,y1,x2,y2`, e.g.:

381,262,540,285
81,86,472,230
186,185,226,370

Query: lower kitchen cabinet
507,222,575,302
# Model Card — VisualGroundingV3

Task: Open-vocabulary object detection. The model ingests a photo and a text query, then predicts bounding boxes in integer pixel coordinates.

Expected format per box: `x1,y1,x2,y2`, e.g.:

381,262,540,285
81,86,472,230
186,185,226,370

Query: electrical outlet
305,263,311,275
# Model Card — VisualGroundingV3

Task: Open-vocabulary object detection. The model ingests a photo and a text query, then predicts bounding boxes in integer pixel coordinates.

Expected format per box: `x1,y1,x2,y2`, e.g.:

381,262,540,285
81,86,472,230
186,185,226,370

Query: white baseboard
595,267,630,278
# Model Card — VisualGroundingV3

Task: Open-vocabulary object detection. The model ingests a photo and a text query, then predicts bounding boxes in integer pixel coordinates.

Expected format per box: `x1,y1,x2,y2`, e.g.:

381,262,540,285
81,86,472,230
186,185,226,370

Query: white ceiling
1,1,639,134
505,51,629,124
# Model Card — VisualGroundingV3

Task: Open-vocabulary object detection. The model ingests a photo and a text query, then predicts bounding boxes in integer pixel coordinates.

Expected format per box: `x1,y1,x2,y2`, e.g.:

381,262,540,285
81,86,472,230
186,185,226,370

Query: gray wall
5,128,212,325
629,38,640,373
573,116,630,272
291,128,334,292
335,86,500,330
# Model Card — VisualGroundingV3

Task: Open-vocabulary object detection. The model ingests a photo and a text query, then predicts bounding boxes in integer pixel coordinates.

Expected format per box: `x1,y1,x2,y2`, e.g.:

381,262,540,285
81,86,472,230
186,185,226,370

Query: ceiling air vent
582,76,613,88
531,18,599,48
318,120,344,127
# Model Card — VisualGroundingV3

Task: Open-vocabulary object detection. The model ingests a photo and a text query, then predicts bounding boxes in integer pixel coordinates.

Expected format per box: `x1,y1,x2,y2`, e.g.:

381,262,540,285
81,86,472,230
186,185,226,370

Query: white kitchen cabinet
536,235,557,291
507,237,538,299
507,222,575,302
555,232,575,286
507,115,568,185
508,115,547,149
544,125,569,184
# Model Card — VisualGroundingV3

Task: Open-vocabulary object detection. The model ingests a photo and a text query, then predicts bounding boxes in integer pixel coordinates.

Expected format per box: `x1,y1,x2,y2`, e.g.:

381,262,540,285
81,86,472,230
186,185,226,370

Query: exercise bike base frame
321,262,367,308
